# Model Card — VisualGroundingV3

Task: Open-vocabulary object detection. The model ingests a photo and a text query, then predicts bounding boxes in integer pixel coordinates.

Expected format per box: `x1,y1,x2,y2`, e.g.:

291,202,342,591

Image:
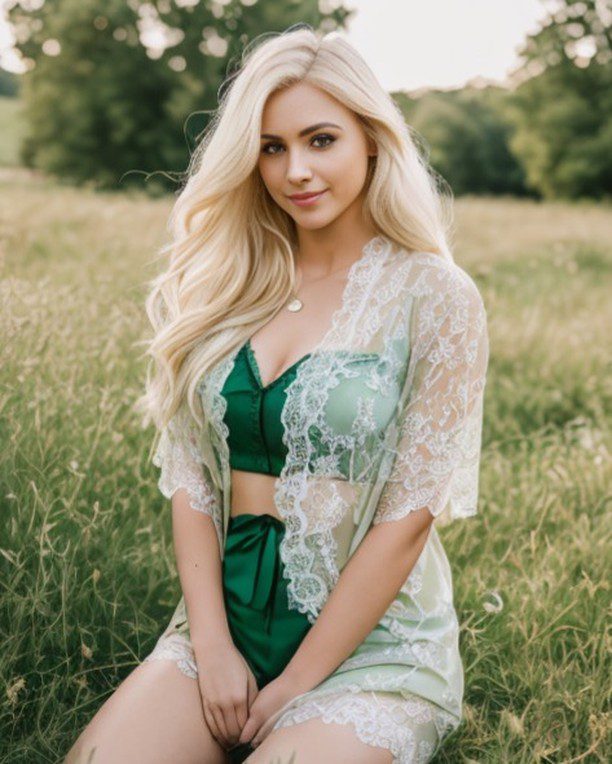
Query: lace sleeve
373,264,489,526
152,398,219,517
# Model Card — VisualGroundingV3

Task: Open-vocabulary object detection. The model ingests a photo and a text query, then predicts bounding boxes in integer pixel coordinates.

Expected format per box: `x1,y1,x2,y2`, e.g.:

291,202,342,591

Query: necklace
286,260,355,312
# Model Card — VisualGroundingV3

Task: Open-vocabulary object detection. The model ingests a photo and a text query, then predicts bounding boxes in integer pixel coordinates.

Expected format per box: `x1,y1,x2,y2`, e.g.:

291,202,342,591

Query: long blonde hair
134,25,454,448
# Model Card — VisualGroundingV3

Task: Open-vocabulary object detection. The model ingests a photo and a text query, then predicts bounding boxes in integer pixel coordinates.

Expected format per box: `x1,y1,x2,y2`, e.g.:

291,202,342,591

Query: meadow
1,167,610,762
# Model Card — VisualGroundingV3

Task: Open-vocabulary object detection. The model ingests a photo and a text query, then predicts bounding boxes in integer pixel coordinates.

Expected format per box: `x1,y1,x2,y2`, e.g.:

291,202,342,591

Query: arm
282,507,433,695
154,401,233,652
282,267,489,694
172,492,233,654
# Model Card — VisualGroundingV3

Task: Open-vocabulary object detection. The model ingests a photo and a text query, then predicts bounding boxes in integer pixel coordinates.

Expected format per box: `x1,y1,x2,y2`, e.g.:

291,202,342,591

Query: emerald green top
220,339,311,477
220,338,385,478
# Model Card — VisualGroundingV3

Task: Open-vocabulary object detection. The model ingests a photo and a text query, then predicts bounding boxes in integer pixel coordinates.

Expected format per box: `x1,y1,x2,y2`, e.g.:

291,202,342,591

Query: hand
238,673,302,749
194,641,259,750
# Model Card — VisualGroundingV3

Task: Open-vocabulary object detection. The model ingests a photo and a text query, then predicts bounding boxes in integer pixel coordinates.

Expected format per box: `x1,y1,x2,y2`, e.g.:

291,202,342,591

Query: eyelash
261,133,336,156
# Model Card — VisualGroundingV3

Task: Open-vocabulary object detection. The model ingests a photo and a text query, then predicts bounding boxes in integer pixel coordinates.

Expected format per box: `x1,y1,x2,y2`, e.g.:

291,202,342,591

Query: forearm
171,490,233,654
282,508,433,694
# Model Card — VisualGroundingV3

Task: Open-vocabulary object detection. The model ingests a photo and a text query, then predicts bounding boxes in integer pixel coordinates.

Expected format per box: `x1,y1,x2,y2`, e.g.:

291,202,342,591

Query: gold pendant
287,297,303,312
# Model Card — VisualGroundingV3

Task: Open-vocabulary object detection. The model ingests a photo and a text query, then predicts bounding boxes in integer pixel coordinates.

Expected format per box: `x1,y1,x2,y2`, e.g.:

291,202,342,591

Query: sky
0,0,548,91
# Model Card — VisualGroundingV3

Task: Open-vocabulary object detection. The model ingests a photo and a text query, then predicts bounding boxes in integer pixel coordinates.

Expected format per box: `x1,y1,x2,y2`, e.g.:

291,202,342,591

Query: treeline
4,0,612,199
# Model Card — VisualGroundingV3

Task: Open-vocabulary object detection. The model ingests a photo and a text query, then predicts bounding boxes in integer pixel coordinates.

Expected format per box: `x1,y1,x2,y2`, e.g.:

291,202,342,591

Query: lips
288,190,327,200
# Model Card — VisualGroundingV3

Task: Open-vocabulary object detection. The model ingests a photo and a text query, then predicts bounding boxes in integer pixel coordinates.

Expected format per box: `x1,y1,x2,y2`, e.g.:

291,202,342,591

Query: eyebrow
261,122,344,140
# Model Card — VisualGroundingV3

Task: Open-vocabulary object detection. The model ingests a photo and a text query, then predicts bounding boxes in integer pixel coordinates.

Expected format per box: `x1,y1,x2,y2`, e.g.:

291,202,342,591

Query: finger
203,704,223,748
234,677,249,737
239,716,257,745
251,719,265,747
235,696,248,730
223,702,241,744
210,704,231,747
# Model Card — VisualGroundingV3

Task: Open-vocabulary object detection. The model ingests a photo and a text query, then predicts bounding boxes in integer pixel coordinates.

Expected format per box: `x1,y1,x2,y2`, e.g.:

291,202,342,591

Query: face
257,81,377,230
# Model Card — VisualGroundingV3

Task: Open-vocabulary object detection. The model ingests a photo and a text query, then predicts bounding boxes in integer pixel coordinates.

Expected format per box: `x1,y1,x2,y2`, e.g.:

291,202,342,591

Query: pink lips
288,189,328,207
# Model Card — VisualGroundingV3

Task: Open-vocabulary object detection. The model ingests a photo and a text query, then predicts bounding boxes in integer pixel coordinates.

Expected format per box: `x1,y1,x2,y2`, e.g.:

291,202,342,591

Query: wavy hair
134,25,454,450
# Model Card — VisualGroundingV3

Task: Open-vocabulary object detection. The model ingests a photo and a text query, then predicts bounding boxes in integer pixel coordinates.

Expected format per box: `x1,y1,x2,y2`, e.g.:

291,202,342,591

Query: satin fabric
222,512,312,764
222,512,312,687
220,338,382,479
220,340,310,476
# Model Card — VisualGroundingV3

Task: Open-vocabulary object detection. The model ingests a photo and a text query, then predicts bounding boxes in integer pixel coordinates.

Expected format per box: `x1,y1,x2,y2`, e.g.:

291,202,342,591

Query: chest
246,273,351,386
216,335,408,483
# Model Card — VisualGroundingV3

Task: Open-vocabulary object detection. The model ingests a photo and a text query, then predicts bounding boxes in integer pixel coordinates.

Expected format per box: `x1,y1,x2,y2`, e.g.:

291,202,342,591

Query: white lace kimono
142,235,490,763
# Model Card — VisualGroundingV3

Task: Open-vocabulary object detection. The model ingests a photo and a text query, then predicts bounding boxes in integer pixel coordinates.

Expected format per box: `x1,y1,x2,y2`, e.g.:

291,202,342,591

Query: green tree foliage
394,87,529,197
0,68,19,97
505,0,612,199
6,0,351,190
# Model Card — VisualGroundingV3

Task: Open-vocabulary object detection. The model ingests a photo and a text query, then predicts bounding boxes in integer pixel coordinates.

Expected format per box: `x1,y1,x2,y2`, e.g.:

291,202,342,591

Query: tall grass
1,170,610,762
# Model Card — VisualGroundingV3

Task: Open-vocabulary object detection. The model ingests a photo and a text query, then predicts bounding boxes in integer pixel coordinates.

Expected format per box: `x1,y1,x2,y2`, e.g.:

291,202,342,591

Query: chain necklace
286,260,355,312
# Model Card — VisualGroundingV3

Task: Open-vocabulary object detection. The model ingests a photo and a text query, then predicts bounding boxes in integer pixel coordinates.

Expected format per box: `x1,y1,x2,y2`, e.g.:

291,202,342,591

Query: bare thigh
63,659,228,764
244,717,394,764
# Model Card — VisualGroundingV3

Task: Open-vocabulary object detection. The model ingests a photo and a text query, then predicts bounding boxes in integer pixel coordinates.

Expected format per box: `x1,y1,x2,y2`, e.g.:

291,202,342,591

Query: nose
286,147,313,184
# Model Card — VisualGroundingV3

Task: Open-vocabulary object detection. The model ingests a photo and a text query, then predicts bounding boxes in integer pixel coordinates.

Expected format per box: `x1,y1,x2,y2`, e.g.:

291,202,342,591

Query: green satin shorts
222,513,312,763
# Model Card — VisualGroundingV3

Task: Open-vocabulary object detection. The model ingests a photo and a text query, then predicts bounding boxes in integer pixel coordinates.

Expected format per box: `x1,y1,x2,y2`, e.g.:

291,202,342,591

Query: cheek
324,143,369,193
257,160,278,192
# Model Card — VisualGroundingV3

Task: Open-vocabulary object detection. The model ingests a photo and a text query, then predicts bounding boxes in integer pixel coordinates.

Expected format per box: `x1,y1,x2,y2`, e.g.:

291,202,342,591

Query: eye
260,133,337,155
311,133,335,148
260,142,283,156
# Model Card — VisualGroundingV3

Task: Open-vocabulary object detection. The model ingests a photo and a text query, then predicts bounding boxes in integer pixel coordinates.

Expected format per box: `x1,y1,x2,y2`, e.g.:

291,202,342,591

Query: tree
505,0,612,199
6,0,352,190
394,87,529,197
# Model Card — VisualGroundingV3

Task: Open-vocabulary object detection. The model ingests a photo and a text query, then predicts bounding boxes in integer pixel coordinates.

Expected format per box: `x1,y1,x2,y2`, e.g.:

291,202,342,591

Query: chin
293,216,337,231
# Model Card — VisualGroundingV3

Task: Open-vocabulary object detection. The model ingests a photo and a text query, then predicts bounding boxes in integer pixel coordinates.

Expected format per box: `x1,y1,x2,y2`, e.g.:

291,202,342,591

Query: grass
0,96,24,167
1,169,610,762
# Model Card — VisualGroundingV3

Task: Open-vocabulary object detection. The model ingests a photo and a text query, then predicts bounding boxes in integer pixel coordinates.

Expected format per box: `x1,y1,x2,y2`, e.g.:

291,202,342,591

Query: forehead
261,82,353,131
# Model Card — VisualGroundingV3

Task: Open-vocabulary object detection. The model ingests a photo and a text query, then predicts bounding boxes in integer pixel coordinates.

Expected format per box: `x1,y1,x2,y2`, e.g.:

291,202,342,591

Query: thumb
239,715,256,744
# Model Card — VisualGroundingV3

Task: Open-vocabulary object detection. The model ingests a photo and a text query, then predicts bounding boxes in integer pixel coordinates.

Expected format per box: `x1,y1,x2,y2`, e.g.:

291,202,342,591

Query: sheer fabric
145,234,489,755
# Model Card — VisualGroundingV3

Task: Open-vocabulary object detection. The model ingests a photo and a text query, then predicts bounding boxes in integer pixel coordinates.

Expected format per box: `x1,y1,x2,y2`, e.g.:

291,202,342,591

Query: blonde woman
65,25,489,764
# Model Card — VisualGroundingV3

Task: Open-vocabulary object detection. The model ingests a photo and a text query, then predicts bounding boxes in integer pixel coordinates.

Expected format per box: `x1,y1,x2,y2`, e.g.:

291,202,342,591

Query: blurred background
1,0,611,196
1,2,610,762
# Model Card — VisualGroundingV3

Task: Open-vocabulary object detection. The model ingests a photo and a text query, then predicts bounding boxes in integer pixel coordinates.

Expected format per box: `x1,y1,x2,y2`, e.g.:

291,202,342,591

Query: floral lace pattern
148,234,489,727
270,686,459,764
141,636,459,763
152,399,224,546
372,258,488,526
142,632,198,680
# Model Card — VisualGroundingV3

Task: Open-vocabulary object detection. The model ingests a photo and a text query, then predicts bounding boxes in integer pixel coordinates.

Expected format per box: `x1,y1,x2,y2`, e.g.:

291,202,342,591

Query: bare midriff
230,468,283,522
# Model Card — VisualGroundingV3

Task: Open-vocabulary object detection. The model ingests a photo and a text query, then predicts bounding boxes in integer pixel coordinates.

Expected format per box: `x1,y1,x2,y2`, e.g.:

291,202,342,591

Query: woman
65,26,489,764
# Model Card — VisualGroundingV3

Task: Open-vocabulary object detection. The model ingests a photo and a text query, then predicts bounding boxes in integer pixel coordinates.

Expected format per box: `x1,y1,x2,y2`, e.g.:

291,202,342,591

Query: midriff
230,468,283,522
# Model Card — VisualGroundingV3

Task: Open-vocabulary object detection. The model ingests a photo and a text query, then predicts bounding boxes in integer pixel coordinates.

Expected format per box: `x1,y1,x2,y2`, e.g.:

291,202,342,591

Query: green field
0,96,23,167
1,168,610,762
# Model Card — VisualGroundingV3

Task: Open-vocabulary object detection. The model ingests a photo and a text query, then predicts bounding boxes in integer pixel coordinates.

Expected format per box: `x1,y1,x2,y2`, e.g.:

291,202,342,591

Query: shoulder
389,250,488,350
395,249,486,318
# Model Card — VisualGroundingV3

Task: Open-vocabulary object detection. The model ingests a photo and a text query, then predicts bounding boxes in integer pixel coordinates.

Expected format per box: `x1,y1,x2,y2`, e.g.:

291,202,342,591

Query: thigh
245,689,441,764
245,716,394,764
63,658,228,764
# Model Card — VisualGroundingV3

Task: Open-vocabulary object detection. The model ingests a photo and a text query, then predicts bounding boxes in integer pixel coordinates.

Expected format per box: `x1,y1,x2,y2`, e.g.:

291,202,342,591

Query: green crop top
220,339,310,476
220,339,389,478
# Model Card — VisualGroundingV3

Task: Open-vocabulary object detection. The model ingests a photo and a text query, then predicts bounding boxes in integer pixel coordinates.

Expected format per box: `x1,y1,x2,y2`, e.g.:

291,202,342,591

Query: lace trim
274,235,399,623
152,401,221,518
142,632,198,680
152,371,228,550
271,687,459,764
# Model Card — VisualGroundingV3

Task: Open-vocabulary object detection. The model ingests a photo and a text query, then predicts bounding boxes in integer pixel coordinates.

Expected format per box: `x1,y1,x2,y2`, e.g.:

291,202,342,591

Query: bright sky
0,0,548,91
